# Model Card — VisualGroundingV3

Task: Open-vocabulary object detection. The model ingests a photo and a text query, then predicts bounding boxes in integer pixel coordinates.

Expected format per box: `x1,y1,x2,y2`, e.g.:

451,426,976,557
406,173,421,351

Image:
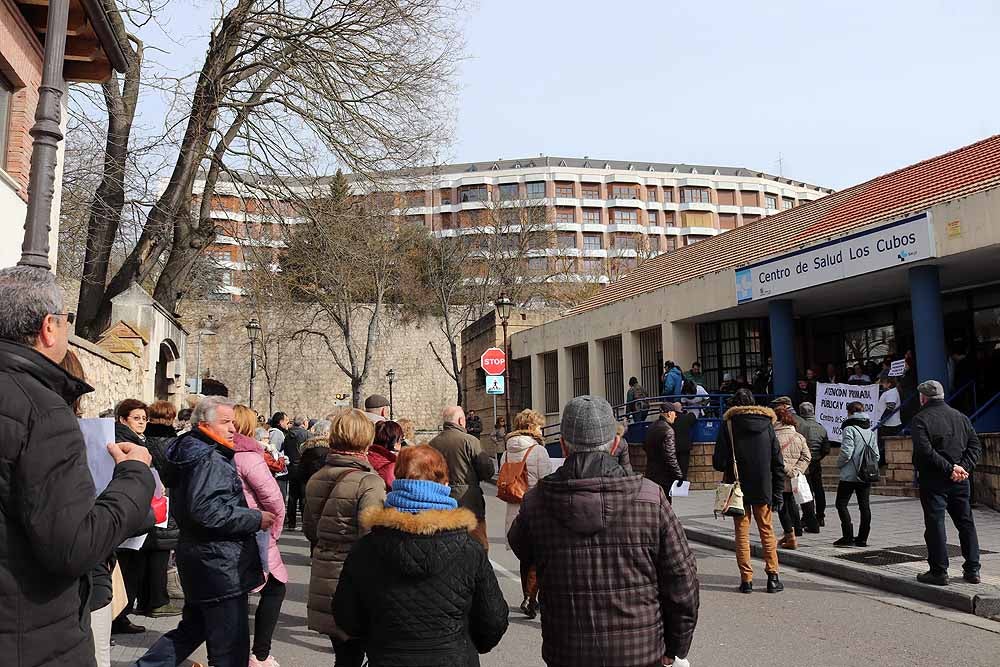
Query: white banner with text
815,382,879,443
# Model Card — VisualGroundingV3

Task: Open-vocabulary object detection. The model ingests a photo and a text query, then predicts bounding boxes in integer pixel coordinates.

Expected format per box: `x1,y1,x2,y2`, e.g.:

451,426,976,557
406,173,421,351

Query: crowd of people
0,264,987,667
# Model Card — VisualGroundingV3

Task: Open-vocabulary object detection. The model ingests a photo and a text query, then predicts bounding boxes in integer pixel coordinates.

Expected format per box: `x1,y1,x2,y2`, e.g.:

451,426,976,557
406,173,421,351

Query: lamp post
246,318,261,410
495,293,514,430
194,329,217,394
386,368,396,420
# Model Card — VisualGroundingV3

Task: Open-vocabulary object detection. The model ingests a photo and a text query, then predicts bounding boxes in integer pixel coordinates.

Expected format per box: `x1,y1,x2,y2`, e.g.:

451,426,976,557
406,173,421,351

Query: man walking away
509,396,698,667
136,397,275,667
364,394,390,423
910,380,982,586
429,406,496,550
643,402,684,503
0,266,155,667
284,417,309,530
796,402,831,531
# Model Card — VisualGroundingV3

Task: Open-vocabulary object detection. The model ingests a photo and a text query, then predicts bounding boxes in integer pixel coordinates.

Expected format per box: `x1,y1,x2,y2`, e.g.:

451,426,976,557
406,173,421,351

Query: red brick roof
567,134,1000,316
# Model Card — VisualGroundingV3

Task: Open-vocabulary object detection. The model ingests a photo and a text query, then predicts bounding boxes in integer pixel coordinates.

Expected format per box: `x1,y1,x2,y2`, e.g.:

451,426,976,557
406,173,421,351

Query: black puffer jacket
144,422,180,551
0,340,155,667
334,506,509,666
713,405,784,506
162,427,263,604
910,399,982,484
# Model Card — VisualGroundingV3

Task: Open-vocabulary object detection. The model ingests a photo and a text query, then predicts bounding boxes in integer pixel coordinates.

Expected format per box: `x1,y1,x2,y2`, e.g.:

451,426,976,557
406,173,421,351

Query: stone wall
974,434,1000,509
69,335,144,417
178,301,458,430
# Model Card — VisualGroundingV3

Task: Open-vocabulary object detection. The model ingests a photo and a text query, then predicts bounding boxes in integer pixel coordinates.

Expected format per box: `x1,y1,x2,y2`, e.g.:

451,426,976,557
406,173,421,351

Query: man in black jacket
0,266,155,667
910,380,982,586
643,402,684,503
136,396,275,667
284,416,309,529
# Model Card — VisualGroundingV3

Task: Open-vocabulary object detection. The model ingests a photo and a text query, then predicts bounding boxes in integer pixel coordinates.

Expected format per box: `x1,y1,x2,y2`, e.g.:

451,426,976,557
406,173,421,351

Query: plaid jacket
508,451,699,666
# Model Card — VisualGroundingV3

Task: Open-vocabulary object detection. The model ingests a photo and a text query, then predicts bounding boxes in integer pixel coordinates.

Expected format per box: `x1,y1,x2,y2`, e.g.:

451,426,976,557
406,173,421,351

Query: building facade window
582,208,601,224
612,209,638,225
0,74,11,170
638,327,663,396
557,232,577,249
663,188,673,203
460,186,487,202
646,186,658,202
719,213,737,230
611,184,637,199
681,187,711,204
614,234,638,250
581,184,600,199
555,183,575,197
717,190,737,206
571,345,590,397
698,319,768,390
499,183,519,199
583,233,602,251
543,352,559,414
582,258,603,274
648,210,658,225
555,208,575,224
783,198,794,210
527,181,546,199
527,257,548,273
602,337,624,403
765,194,778,209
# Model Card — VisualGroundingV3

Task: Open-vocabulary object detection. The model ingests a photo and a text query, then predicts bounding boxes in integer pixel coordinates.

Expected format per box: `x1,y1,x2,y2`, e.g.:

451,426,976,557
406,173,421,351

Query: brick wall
70,336,145,418
0,0,44,198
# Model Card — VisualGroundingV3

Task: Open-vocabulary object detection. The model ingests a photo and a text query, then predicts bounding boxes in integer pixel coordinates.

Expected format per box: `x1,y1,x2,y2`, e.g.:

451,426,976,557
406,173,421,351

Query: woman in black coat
334,445,509,667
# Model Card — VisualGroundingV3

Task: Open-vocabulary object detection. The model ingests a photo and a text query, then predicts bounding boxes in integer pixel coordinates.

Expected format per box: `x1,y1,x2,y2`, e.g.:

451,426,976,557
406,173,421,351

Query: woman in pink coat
234,405,288,667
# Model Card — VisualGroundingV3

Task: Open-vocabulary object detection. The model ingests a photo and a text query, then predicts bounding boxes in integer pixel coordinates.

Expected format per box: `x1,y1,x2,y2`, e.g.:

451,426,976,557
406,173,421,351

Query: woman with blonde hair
305,408,387,666
499,408,552,618
232,405,288,667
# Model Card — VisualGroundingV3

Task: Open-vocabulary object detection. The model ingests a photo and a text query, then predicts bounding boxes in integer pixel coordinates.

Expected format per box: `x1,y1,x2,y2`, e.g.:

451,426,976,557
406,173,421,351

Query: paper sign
79,418,116,496
670,480,691,497
815,383,879,442
119,534,147,551
888,359,906,377
256,531,270,575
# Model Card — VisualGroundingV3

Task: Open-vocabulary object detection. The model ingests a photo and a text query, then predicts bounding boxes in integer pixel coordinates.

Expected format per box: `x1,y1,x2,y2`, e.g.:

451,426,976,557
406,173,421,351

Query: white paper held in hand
670,480,690,497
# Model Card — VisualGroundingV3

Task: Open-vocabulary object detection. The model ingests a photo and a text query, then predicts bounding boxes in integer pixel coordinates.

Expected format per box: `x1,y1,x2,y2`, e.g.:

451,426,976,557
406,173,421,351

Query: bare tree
605,232,661,282
74,0,463,339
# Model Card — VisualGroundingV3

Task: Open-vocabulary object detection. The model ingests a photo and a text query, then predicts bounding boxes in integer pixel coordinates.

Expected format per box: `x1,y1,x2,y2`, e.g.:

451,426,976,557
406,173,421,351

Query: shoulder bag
496,445,537,504
714,420,746,518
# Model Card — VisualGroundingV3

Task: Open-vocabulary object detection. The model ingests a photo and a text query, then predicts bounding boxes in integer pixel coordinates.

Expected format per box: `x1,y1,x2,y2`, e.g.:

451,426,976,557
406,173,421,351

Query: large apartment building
200,156,832,298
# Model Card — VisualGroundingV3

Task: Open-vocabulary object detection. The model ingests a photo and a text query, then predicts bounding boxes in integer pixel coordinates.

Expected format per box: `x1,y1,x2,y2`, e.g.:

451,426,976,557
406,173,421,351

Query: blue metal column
909,265,949,391
768,300,796,398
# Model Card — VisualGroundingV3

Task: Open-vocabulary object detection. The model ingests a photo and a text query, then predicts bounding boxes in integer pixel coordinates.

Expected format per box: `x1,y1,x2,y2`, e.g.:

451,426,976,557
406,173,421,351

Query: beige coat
304,451,386,638
775,423,811,493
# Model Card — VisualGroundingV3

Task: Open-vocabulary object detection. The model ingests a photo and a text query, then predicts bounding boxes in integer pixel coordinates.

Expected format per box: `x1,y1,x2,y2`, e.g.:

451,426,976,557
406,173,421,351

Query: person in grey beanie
508,396,699,667
911,380,982,586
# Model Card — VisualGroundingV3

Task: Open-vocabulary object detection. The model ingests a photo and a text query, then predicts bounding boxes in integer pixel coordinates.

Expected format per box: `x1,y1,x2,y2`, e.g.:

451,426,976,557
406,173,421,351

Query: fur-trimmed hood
300,436,329,452
360,506,479,578
724,405,777,423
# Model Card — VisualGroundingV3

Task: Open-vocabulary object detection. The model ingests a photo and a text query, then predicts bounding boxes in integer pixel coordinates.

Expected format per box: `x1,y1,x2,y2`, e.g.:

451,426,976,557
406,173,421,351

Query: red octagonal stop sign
480,347,507,376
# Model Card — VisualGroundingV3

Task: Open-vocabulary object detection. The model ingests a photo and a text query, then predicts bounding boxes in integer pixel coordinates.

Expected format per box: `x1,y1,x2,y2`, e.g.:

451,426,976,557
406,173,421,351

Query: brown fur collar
300,437,329,452
360,506,478,535
724,405,777,423
505,429,544,446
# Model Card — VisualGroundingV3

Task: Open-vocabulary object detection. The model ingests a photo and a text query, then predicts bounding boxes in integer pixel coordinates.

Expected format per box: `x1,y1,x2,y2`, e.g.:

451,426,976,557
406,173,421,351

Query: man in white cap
910,379,982,586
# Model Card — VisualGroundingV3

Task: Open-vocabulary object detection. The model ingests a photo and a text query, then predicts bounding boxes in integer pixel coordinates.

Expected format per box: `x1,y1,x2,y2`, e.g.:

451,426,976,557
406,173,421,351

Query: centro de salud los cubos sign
735,212,936,304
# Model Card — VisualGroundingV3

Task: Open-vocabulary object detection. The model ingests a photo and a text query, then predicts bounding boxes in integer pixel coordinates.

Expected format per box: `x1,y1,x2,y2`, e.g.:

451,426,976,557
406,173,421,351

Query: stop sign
481,347,507,376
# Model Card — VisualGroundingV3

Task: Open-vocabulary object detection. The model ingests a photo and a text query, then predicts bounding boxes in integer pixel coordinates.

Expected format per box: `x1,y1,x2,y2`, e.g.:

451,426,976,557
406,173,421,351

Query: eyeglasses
53,312,76,324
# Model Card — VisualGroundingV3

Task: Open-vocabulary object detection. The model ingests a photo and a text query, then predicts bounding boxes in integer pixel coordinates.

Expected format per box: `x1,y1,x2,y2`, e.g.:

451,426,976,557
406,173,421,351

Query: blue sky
146,0,1000,190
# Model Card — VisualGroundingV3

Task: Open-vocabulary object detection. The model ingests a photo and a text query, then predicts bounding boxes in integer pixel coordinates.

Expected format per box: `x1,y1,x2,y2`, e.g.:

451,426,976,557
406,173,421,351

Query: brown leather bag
496,445,537,504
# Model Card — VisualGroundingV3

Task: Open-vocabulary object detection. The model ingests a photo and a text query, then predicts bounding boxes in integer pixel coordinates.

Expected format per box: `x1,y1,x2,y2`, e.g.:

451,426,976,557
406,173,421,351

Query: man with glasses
0,266,155,667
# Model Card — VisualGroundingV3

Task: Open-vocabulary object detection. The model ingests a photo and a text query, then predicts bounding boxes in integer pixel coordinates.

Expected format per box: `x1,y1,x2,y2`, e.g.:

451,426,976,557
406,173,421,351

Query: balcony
607,198,644,208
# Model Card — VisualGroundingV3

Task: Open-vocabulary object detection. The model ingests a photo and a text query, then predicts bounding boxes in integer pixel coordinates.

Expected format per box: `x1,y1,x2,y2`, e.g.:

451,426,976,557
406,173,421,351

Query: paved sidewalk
673,489,1000,617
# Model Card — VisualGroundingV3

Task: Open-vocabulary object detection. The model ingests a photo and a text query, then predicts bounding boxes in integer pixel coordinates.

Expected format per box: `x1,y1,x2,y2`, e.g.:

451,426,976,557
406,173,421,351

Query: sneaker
833,537,855,548
149,603,183,617
963,572,981,585
917,571,949,586
110,618,146,635
767,573,784,593
739,580,753,594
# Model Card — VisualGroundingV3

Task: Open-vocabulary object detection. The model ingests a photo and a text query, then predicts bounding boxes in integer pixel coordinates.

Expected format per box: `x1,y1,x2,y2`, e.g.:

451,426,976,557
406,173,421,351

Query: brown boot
778,532,798,549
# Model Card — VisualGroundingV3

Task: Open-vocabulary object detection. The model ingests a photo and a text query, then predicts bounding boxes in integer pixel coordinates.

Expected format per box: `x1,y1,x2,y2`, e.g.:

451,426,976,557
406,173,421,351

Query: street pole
502,318,511,430
195,332,202,395
389,376,394,420
249,337,256,411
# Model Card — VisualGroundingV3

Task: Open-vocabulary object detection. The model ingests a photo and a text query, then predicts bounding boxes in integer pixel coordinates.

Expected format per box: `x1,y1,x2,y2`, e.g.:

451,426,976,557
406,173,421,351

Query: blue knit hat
385,478,458,514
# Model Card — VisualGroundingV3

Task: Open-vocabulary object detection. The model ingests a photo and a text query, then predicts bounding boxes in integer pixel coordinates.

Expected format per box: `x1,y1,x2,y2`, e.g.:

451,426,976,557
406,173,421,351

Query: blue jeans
134,594,250,667
919,477,980,576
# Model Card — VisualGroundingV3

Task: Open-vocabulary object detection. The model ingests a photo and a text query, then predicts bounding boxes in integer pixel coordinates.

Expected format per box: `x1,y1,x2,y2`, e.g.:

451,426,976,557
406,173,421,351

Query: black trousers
777,491,802,535
919,477,980,576
252,574,286,660
677,451,691,480
805,464,826,523
836,481,872,542
135,594,250,667
116,547,170,617
286,476,304,529
330,635,365,667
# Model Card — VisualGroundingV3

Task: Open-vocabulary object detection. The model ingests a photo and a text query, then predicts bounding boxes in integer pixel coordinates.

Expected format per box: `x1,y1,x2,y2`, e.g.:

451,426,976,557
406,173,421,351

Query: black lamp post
246,318,261,410
495,293,514,429
386,368,396,420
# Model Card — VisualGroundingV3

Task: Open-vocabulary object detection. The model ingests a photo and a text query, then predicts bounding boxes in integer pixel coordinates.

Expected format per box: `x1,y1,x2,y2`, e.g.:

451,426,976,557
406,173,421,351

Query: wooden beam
64,36,99,61
18,4,89,36
64,58,111,83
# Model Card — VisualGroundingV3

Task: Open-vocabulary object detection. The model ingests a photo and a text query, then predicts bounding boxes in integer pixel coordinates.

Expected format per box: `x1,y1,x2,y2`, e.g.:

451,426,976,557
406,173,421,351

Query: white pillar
558,346,574,408
530,353,546,414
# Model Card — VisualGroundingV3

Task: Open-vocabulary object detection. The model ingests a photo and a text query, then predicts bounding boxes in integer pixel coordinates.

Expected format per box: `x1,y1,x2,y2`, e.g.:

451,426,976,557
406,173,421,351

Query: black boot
767,573,784,593
739,580,753,594
833,523,854,547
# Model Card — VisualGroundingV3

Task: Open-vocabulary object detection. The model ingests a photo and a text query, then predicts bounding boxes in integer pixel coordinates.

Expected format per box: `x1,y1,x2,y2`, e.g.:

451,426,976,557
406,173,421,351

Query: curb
684,525,1000,618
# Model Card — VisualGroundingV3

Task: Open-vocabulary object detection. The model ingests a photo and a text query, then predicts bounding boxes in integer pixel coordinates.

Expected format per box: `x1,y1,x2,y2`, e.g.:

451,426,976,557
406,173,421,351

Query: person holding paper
0,266,155,667
135,396,275,667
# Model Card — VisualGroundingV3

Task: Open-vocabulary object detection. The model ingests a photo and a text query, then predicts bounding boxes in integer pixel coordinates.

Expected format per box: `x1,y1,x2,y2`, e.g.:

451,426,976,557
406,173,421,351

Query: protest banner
815,382,879,442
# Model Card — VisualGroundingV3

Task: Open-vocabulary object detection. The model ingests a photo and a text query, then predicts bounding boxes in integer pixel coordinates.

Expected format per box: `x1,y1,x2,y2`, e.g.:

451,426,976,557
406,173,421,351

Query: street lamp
495,293,514,429
246,318,261,410
386,368,396,420
194,329,218,394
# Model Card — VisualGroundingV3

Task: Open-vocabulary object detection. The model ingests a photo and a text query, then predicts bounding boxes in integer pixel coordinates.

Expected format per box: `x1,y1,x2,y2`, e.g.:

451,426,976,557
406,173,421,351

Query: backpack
852,430,880,484
496,445,538,504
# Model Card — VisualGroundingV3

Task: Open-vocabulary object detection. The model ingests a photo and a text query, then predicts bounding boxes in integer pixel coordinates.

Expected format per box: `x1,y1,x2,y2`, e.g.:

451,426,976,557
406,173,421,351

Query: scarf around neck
385,479,458,514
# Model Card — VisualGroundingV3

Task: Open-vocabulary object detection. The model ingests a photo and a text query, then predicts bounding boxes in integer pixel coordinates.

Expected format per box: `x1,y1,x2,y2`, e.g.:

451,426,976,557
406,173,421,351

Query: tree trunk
450,338,462,406
352,379,363,409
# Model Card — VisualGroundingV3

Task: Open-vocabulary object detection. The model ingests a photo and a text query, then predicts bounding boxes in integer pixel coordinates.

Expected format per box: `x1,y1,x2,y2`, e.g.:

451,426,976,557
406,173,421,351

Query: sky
139,0,1000,190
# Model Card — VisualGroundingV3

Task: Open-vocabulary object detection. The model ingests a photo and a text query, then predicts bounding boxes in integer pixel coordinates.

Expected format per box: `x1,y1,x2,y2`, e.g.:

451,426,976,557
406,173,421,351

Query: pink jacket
233,433,288,583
